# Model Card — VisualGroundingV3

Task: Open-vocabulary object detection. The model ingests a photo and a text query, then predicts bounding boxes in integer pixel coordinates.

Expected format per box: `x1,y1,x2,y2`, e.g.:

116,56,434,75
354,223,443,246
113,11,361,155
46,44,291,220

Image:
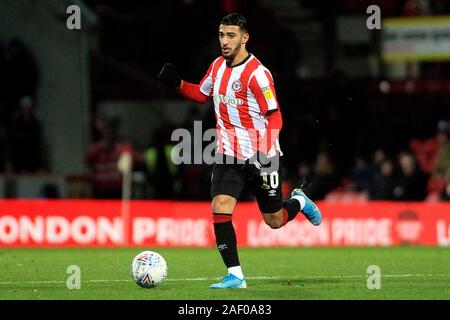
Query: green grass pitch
0,247,449,300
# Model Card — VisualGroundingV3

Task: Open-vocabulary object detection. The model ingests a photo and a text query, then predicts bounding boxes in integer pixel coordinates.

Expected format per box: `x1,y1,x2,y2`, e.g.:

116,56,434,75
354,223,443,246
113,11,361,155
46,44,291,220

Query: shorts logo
232,80,242,92
268,190,277,197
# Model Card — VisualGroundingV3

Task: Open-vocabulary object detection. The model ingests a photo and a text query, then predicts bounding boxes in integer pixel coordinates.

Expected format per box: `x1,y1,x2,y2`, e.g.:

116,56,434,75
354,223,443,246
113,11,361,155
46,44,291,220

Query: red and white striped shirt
181,54,283,160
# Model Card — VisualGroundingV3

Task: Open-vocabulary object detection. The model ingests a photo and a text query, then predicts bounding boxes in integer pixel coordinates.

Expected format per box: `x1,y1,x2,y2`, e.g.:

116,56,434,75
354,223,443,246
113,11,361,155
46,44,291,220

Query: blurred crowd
300,119,450,202
85,113,449,202
84,0,449,202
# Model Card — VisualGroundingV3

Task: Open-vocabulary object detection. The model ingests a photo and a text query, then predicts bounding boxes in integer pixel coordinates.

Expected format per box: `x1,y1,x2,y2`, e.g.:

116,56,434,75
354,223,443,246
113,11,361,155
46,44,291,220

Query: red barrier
0,200,449,247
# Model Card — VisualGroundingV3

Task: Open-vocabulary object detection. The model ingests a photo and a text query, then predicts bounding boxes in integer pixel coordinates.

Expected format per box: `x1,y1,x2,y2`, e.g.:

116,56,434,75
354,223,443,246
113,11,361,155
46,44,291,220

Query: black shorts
210,156,283,213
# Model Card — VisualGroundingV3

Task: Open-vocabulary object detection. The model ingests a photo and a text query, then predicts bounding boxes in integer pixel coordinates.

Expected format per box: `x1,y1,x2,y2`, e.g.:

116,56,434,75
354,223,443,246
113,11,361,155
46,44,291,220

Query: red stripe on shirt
218,67,239,158
212,58,225,154
179,81,209,103
236,58,261,155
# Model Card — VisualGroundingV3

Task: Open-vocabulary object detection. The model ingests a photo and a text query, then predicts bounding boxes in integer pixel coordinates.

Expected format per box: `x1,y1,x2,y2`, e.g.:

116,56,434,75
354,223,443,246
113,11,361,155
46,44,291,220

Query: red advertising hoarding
0,200,449,247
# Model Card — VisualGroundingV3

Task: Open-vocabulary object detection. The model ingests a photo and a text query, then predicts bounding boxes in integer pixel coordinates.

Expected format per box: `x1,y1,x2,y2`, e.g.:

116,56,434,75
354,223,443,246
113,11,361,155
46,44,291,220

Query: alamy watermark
170,121,280,171
366,265,381,289
66,265,81,289
66,5,81,30
367,5,381,30
67,4,380,31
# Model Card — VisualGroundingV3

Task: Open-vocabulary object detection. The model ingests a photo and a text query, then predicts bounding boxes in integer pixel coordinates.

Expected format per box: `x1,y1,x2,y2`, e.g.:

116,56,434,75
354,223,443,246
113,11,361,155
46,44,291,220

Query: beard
222,43,241,64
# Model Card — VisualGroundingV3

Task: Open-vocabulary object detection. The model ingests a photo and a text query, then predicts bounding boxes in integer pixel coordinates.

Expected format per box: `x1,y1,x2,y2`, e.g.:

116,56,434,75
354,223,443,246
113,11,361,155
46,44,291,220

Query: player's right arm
157,62,214,104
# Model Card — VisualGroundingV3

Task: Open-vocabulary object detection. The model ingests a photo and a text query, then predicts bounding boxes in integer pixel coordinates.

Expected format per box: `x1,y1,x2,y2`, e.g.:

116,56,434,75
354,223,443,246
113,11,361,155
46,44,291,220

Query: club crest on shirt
232,80,242,92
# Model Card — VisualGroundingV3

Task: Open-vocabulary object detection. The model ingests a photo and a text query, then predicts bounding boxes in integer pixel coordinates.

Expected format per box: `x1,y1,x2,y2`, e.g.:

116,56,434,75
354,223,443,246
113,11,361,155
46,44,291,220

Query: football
130,251,168,288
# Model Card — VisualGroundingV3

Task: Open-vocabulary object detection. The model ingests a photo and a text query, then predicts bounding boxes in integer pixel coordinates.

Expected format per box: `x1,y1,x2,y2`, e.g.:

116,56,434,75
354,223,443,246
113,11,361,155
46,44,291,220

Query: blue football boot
209,274,247,289
291,188,322,226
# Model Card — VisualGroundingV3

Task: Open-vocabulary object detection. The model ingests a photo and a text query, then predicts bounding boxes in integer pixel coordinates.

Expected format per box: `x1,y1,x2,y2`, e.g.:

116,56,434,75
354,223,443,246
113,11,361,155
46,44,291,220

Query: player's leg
253,165,285,228
253,164,322,229
211,194,242,279
209,162,248,289
288,188,322,226
262,189,322,228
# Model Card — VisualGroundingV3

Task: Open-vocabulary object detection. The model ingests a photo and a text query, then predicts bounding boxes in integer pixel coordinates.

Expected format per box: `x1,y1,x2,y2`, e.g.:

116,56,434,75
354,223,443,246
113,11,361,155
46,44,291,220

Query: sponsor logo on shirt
214,94,244,106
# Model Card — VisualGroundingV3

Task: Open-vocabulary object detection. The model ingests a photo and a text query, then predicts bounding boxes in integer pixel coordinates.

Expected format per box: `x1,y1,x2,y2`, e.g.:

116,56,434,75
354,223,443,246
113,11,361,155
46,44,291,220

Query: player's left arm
157,62,212,104
249,69,283,154
178,81,210,104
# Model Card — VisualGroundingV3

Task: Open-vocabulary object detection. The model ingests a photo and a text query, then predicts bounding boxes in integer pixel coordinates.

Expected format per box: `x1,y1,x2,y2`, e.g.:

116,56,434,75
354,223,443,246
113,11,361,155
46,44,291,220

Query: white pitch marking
0,274,449,285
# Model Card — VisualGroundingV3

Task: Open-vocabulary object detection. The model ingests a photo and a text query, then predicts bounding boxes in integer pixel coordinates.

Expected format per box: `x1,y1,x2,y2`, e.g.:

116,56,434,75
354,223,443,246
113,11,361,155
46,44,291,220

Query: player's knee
212,196,235,213
263,210,284,229
267,221,282,229
263,215,283,229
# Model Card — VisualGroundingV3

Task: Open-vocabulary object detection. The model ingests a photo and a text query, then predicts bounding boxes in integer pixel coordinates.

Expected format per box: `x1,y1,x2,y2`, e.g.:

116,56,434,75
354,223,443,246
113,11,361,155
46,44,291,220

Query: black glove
157,63,182,89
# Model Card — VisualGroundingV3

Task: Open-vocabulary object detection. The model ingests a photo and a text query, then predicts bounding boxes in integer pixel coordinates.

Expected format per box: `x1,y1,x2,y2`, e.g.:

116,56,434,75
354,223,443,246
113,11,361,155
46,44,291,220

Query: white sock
292,195,306,210
228,266,244,280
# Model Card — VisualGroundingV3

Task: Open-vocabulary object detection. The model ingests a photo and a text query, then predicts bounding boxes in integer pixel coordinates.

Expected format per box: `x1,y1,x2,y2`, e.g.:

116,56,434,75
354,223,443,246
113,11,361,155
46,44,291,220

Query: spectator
177,108,212,201
144,124,182,200
348,156,371,192
369,159,395,200
393,152,428,201
409,128,442,175
86,117,143,199
0,123,6,172
4,38,39,109
294,162,314,186
0,41,7,172
431,120,450,200
402,0,429,16
304,152,338,200
291,161,316,196
40,183,61,199
9,96,45,173
368,149,387,174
